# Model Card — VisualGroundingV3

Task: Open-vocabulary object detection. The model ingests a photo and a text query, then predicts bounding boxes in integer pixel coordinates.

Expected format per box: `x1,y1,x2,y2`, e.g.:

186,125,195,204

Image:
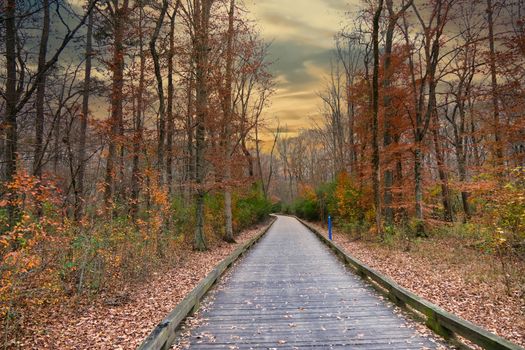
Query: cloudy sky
244,0,361,137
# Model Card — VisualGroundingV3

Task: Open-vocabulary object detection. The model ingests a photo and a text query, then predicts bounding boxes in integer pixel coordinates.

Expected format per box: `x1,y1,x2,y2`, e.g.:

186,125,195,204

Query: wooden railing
137,216,276,350
296,217,524,350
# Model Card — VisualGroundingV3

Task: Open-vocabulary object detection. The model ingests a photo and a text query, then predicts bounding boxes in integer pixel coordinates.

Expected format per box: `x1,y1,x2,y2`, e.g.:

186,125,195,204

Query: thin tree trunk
486,0,503,167
131,4,145,221
104,1,128,213
383,1,395,228
186,74,195,185
33,0,50,179
166,2,180,194
409,0,446,235
432,114,454,222
193,0,213,251
4,0,18,225
223,0,235,243
150,0,169,185
242,140,254,178
456,123,471,219
371,0,383,235
263,127,280,200
414,147,424,225
382,0,412,227
456,93,471,220
53,114,61,172
75,3,93,221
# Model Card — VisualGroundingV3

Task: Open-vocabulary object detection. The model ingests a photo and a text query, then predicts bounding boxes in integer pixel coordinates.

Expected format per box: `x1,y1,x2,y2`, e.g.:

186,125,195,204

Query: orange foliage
1,171,68,326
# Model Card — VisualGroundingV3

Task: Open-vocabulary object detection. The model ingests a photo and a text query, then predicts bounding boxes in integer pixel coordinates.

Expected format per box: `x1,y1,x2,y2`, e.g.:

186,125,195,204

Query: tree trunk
432,115,454,222
53,113,61,173
486,0,504,167
456,135,471,219
409,0,446,235
104,1,128,214
33,0,50,179
242,141,255,178
371,0,383,234
150,0,169,185
222,0,235,243
382,0,412,227
383,1,395,228
193,0,213,251
166,2,180,195
131,4,145,221
75,3,93,221
456,91,471,220
256,124,265,197
4,0,18,225
414,146,424,233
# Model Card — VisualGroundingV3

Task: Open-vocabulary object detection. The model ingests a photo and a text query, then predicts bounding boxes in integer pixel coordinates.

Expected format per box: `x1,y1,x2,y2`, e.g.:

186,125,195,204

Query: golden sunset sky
245,0,361,138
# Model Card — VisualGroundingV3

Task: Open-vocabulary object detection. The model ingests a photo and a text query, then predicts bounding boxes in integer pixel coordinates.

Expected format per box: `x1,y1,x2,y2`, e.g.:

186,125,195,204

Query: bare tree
75,0,95,220
371,0,383,234
2,0,98,224
130,1,146,221
150,0,169,184
166,1,181,194
33,0,51,180
401,0,452,234
193,0,214,251
222,0,235,243
486,0,503,166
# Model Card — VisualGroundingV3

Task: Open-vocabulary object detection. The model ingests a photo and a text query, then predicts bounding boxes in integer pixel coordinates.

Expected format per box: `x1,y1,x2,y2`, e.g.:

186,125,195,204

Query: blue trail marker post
328,215,332,241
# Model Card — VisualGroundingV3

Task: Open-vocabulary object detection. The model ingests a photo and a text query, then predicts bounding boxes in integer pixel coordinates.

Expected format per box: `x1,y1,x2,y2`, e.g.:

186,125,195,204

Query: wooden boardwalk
185,215,442,349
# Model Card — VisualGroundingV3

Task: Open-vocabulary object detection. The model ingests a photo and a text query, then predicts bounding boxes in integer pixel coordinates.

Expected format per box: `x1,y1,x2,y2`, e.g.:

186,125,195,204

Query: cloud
268,40,334,89
320,0,356,12
245,0,358,137
259,10,337,46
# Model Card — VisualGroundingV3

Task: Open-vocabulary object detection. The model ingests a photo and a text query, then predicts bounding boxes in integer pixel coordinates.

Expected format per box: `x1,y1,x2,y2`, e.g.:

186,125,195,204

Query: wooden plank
184,215,440,349
296,216,524,350
137,216,277,350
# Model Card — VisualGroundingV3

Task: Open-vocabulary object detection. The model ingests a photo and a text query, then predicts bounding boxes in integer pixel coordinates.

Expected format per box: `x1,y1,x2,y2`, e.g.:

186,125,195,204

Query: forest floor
308,221,525,347
17,220,273,350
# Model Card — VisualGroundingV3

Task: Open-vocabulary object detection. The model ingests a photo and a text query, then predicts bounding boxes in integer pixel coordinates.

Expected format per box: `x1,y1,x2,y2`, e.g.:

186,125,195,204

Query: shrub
233,188,273,232
291,197,320,221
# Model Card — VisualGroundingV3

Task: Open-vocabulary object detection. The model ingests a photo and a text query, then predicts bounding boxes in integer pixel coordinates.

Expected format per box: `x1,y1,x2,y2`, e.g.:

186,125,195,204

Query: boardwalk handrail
296,216,524,350
137,216,277,350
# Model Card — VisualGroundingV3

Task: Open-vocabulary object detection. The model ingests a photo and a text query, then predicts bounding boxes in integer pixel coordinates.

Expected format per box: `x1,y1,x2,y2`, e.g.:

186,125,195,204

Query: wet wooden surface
186,215,441,349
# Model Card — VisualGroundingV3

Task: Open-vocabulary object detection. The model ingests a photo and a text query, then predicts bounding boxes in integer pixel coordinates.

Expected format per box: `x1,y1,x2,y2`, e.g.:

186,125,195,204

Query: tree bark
432,114,454,222
4,0,18,225
104,0,128,214
166,1,180,194
75,2,94,221
130,3,145,221
457,102,471,219
222,0,235,243
150,0,169,185
408,0,447,235
383,1,395,227
33,0,50,179
486,0,504,167
371,0,384,235
186,74,195,193
193,0,213,251
382,0,412,227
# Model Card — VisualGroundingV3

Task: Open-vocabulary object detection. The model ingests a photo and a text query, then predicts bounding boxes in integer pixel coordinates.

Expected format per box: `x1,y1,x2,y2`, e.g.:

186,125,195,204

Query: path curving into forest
182,215,443,349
